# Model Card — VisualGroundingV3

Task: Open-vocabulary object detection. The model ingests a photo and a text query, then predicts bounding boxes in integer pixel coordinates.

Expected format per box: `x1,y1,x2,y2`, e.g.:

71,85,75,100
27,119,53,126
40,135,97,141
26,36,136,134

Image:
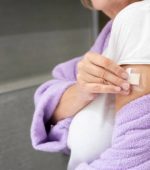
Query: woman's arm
31,56,83,154
51,83,94,125
115,64,150,112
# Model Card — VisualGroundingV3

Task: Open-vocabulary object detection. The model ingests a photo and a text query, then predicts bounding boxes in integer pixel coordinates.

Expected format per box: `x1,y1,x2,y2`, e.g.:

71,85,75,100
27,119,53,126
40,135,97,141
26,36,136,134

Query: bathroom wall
0,0,108,170
0,0,95,86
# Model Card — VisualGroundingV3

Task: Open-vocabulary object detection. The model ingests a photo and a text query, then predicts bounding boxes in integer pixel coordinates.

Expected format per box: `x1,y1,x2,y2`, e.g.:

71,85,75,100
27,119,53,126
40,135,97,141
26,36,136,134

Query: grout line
0,74,52,94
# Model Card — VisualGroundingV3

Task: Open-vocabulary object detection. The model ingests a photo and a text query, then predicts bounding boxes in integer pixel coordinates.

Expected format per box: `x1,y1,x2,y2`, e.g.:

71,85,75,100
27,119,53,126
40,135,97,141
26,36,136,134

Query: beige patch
126,68,141,85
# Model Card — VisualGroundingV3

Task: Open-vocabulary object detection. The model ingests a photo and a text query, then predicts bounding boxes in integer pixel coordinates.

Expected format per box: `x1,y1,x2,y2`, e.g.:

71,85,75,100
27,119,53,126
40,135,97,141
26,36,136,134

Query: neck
102,0,141,19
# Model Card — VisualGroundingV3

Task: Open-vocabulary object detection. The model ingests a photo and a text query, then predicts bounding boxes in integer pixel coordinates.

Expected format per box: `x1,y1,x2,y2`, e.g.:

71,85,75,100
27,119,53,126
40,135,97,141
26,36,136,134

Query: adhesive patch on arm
126,68,141,85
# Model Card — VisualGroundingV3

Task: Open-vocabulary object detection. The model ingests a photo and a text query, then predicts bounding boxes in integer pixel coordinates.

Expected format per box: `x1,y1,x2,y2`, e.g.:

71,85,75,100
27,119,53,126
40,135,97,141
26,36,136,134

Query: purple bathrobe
30,20,150,170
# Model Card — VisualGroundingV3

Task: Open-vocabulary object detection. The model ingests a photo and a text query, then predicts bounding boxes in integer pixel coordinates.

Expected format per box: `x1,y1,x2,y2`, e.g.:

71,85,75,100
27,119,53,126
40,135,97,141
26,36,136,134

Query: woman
31,0,150,169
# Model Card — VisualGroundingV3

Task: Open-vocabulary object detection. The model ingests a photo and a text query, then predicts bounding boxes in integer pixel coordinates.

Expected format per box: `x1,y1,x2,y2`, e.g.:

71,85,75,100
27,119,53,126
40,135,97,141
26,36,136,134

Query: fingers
77,72,131,95
84,52,128,79
78,60,130,90
79,82,121,94
102,69,130,90
77,51,131,96
77,71,106,84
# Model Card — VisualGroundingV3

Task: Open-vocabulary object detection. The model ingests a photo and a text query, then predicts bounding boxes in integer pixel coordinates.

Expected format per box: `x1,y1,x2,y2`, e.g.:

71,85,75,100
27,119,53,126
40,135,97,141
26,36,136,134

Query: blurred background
0,0,108,169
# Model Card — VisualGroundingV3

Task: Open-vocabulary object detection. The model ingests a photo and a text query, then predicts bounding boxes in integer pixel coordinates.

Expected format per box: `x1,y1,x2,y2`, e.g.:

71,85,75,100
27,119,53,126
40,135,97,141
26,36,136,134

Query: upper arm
108,2,150,111
115,64,150,112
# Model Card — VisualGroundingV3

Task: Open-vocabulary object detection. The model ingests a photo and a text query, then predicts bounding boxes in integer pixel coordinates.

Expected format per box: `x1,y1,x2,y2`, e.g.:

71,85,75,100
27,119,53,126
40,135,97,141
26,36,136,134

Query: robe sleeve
31,56,82,155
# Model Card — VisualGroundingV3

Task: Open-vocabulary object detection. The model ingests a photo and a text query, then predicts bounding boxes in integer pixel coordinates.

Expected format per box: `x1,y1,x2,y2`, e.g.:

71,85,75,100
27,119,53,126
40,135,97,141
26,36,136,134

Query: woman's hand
76,51,130,100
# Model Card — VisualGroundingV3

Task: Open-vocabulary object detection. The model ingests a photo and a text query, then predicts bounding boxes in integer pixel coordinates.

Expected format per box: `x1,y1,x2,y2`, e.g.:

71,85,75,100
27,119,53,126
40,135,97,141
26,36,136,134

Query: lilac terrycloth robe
31,19,150,169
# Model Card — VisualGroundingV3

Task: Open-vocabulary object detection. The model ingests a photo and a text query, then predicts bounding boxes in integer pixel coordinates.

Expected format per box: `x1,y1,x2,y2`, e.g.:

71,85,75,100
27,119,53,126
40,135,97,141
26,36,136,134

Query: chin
92,5,103,10
92,2,107,11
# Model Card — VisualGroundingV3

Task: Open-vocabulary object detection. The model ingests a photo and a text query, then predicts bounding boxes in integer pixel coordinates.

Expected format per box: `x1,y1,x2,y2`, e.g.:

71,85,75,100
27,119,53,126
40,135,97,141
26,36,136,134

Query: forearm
51,83,93,124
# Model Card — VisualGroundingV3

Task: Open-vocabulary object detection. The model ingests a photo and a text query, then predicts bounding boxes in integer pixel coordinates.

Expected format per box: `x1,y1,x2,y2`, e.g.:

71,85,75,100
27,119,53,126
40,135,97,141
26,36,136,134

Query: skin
91,0,140,18
115,65,150,112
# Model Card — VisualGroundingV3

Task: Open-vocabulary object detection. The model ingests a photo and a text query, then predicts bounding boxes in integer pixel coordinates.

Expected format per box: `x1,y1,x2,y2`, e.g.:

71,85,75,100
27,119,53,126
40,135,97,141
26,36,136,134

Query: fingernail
121,83,130,90
121,72,129,80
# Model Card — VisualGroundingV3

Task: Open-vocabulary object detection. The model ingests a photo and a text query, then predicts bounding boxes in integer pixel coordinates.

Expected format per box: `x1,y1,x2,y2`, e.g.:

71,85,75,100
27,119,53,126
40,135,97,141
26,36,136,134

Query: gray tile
0,0,94,84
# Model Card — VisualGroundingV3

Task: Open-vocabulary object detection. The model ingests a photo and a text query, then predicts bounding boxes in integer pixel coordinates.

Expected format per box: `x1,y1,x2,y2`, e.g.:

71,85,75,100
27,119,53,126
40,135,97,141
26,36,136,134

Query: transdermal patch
126,68,141,85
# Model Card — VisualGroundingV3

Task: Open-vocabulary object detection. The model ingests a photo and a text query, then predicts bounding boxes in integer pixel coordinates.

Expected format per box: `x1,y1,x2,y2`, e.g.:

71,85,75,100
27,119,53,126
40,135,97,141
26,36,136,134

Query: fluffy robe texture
75,94,150,169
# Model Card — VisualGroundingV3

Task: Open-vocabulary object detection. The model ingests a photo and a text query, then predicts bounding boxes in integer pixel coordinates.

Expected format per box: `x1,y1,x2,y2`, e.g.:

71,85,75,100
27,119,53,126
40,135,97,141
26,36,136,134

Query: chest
67,94,115,170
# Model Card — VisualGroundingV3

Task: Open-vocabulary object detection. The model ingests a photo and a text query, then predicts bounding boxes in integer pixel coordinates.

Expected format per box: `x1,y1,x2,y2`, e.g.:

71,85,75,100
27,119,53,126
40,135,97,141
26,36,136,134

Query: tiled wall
0,0,95,87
